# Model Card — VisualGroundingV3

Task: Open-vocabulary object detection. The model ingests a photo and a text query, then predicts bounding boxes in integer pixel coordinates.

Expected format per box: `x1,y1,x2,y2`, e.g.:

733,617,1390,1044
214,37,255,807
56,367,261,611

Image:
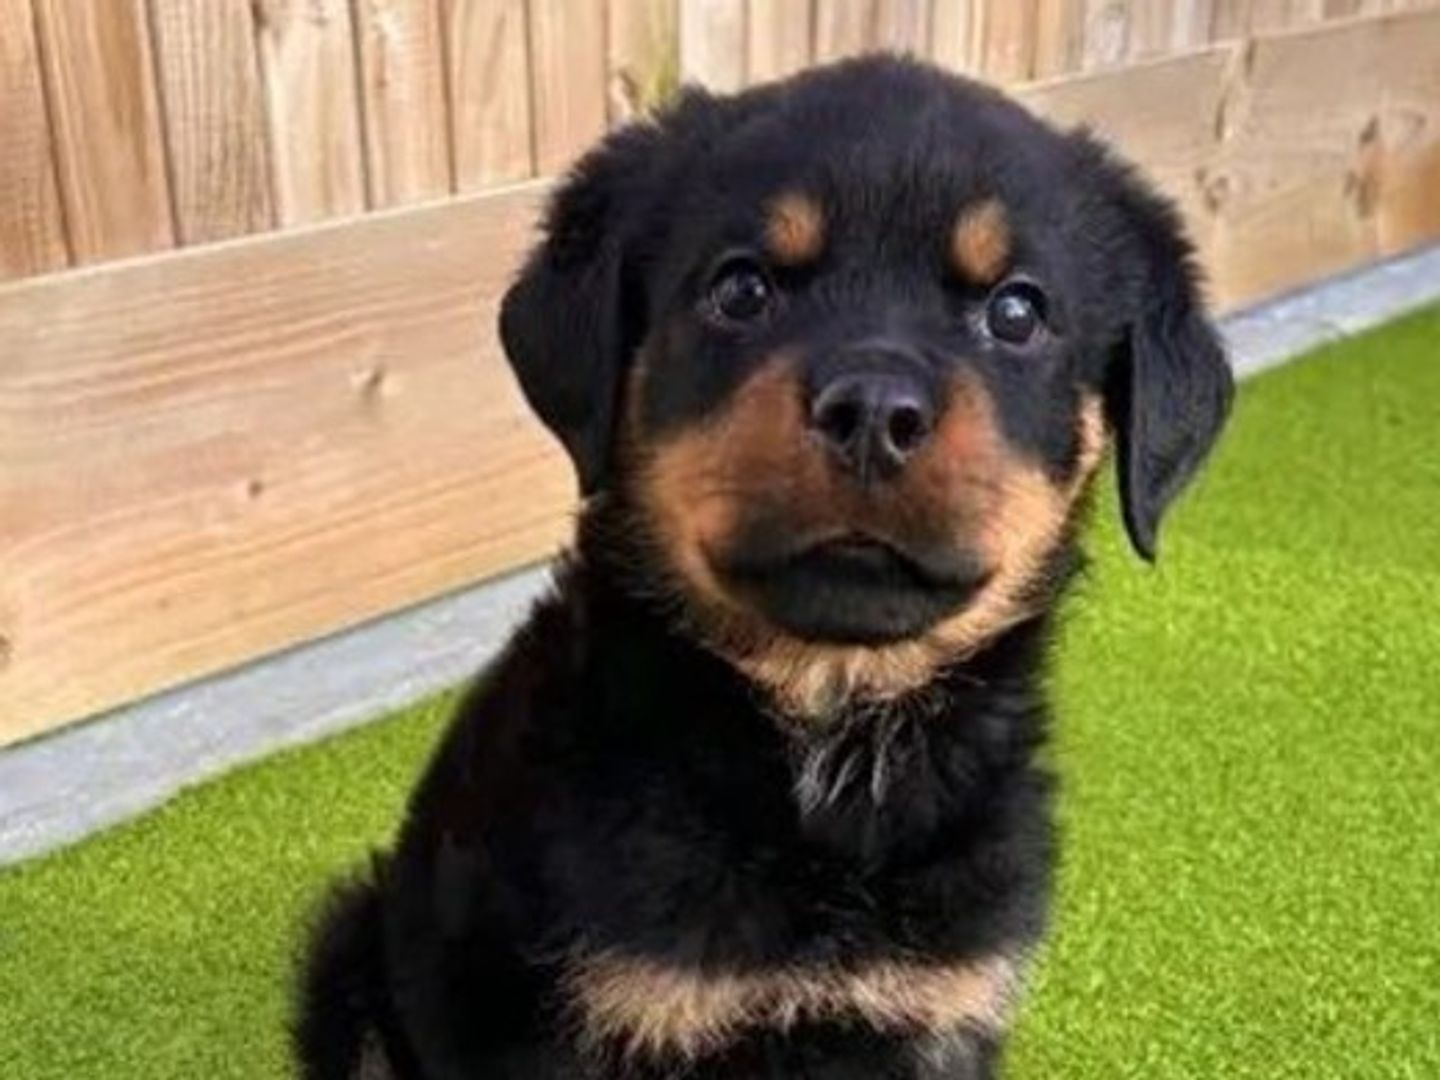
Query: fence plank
1170,0,1218,46
929,0,977,70
1033,0,1084,77
529,0,608,174
254,0,367,226
973,0,1038,82
1209,0,1252,35
814,0,874,61
748,0,812,81
33,0,173,263
876,0,932,53
0,0,68,278
448,0,533,190
0,183,564,746
1081,0,1129,68
1212,0,1326,36
609,0,678,121
680,0,746,90
1208,8,1440,304
353,0,453,207
148,0,274,245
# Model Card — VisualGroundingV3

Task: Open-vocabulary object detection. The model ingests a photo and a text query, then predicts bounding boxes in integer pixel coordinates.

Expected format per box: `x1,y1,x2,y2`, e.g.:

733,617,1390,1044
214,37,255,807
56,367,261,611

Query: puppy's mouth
716,532,990,646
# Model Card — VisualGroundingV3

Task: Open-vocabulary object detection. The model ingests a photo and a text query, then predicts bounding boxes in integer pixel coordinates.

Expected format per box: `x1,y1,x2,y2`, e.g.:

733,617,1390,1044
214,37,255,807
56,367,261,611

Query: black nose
809,370,936,481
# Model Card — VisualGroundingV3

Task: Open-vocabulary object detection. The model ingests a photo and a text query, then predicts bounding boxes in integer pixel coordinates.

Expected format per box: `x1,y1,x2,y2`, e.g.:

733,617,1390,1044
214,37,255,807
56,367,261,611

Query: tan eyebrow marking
764,191,826,266
950,198,1012,285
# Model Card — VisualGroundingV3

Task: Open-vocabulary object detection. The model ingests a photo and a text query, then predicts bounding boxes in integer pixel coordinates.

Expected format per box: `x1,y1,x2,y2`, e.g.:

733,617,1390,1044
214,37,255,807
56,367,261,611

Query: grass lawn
2,306,1438,1079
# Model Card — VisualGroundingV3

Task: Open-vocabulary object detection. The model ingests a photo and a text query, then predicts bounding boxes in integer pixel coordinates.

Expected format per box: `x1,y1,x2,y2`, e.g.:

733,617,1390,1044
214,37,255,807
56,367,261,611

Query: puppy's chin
717,537,990,646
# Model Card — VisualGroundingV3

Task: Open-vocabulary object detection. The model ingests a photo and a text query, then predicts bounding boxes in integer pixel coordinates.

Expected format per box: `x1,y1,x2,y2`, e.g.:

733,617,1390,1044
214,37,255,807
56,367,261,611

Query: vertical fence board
1082,0,1130,68
1211,0,1326,36
680,0,746,90
353,0,452,207
1210,0,1252,35
448,0,533,191
1170,0,1218,46
1033,0,1084,77
974,0,1038,81
814,0,875,61
1251,0,1326,30
148,0,273,245
929,0,976,70
747,0,812,81
1125,0,1173,57
529,0,608,175
877,0,932,53
34,0,173,263
254,0,367,226
609,0,678,121
0,0,68,278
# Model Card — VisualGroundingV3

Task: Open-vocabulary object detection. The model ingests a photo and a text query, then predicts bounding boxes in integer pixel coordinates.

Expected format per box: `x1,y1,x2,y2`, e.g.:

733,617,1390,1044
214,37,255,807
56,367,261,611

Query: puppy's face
628,184,1104,651
502,59,1231,703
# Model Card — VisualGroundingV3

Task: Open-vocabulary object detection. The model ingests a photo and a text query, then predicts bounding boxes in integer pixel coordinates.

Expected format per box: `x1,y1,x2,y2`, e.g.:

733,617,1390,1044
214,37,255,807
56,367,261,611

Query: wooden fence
2,2,1440,744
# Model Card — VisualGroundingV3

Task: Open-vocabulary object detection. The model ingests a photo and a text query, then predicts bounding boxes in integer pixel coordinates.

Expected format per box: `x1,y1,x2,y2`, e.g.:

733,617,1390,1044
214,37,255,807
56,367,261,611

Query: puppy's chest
557,746,1019,1064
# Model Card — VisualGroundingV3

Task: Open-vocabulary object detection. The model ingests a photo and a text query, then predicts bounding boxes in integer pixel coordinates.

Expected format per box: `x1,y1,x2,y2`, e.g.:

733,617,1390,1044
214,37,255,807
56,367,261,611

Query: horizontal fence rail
2,5,1440,742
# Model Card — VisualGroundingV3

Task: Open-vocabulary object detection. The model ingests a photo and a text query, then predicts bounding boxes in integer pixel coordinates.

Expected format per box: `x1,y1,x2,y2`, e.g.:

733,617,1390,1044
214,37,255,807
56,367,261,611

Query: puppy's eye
707,259,774,325
985,281,1048,345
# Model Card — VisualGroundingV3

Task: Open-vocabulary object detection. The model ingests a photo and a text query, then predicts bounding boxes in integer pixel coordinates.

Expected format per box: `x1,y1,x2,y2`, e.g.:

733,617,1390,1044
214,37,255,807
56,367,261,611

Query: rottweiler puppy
295,56,1232,1079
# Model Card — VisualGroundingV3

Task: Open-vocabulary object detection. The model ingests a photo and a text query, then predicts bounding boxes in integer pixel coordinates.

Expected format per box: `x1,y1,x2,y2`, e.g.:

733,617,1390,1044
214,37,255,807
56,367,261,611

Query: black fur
295,56,1231,1078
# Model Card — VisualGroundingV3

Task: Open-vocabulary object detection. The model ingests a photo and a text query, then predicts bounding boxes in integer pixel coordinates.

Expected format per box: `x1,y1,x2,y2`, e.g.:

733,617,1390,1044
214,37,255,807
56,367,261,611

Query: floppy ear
1101,170,1234,561
499,125,662,496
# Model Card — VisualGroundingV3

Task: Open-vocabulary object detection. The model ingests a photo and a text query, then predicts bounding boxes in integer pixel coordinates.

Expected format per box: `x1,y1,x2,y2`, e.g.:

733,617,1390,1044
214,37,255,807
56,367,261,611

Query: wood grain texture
1211,0,1326,36
1033,0,1083,77
1210,0,1254,35
0,0,68,278
929,0,977,70
814,0,875,61
353,0,453,207
33,0,173,263
528,0,608,175
876,0,933,53
973,0,1038,81
609,0,678,121
254,0,367,225
1170,0,1219,46
0,183,567,746
1082,0,1131,67
448,0,533,190
147,0,274,245
680,0,746,90
747,0,812,81
1207,8,1440,304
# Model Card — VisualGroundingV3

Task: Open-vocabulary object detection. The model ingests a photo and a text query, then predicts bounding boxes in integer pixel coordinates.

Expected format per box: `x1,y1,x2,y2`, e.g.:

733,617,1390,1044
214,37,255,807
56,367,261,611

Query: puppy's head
501,58,1231,712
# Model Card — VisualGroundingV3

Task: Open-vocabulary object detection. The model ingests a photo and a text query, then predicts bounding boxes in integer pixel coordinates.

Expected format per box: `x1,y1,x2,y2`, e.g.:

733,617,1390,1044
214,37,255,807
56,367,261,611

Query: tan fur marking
950,199,1011,285
765,192,826,266
566,950,1021,1062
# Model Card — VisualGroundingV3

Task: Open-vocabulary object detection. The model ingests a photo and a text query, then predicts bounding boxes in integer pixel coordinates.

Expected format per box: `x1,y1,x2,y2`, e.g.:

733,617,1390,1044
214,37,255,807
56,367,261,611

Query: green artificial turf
2,307,1438,1078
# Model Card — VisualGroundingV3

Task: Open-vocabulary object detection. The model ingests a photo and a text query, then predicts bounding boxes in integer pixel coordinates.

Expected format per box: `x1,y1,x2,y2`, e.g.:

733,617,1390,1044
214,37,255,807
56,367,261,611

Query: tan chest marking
564,950,1022,1062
